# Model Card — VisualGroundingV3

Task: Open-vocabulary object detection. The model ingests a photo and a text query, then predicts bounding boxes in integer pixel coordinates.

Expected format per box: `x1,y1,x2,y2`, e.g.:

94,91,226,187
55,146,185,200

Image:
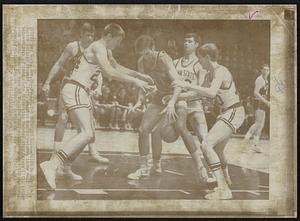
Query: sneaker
204,187,232,200
90,152,109,164
56,165,83,181
150,165,162,175
127,168,150,180
197,166,210,184
40,161,57,189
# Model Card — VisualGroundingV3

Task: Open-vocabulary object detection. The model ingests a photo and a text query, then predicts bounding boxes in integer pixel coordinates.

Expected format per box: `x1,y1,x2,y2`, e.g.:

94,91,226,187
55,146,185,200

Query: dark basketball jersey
63,41,83,79
254,75,269,111
143,51,173,94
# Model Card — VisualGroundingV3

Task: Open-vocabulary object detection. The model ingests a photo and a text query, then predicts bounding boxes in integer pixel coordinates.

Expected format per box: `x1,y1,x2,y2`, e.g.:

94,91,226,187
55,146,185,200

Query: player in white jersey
173,43,245,199
244,64,270,153
40,23,153,189
42,22,108,182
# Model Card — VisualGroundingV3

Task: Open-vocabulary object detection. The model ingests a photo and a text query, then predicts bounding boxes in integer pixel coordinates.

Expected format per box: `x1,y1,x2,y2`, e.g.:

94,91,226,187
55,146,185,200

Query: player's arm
43,43,74,93
254,78,269,106
159,53,182,120
129,58,147,113
108,51,154,84
93,44,151,93
172,68,224,98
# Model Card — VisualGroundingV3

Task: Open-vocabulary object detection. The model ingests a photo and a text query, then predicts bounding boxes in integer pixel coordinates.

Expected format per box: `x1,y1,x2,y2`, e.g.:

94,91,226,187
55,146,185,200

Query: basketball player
244,64,270,153
42,22,108,182
144,33,214,183
40,24,152,189
127,35,209,182
173,43,245,199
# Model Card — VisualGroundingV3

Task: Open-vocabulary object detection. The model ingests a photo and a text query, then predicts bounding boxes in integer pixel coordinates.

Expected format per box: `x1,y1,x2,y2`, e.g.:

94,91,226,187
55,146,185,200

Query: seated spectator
37,82,47,126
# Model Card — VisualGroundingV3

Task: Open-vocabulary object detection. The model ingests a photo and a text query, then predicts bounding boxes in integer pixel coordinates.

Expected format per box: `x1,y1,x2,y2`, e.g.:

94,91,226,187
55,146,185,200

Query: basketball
159,115,179,143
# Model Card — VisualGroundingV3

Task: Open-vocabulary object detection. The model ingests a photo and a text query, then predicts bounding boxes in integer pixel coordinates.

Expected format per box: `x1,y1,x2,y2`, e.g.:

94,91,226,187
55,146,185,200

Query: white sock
140,155,149,172
244,132,252,140
253,136,260,145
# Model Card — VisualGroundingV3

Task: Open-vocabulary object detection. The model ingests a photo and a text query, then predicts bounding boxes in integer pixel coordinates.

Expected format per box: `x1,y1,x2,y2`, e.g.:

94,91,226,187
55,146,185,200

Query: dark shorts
151,91,172,106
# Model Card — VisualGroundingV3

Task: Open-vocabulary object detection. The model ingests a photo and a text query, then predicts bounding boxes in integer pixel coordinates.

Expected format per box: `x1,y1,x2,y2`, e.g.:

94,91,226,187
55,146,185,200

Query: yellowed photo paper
3,4,297,217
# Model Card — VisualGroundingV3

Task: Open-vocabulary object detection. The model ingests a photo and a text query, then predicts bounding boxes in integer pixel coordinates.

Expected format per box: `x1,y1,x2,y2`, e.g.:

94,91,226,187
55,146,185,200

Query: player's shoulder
216,64,230,75
92,41,107,52
255,75,263,83
65,41,78,51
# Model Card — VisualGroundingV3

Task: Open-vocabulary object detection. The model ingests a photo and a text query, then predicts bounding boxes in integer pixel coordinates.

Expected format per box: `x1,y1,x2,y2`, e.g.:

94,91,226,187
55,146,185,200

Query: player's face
184,37,198,53
261,66,270,76
108,35,123,50
198,54,210,70
81,31,95,45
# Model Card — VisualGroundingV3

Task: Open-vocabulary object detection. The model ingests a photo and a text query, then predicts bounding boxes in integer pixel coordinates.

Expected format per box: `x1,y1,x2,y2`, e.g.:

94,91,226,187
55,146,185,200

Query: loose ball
159,115,179,143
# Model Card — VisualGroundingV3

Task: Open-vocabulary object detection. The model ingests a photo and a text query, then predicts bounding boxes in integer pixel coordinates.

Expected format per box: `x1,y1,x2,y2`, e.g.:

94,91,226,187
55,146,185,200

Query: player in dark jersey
244,64,270,153
127,35,206,180
42,22,108,181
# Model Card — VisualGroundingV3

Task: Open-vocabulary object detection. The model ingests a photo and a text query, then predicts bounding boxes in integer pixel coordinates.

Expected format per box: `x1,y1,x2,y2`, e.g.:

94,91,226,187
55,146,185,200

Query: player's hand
172,80,190,90
134,79,152,93
142,74,155,85
160,102,178,121
162,95,172,105
42,82,50,97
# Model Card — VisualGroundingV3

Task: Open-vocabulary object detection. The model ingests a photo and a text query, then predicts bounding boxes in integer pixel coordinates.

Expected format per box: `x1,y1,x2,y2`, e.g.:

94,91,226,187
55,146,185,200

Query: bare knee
58,112,68,124
138,125,151,136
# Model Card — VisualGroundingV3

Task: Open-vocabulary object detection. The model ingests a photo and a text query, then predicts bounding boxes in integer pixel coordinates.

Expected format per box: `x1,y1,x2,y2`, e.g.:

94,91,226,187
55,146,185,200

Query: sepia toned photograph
37,19,270,201
3,4,296,217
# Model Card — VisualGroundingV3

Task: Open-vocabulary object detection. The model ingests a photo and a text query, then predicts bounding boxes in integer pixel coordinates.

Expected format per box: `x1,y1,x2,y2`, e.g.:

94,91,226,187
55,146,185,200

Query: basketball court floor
37,127,269,200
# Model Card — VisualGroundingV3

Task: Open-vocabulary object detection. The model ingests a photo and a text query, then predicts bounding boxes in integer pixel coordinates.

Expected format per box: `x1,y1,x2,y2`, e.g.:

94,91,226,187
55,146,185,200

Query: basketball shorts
61,81,92,112
216,103,245,133
152,91,172,106
187,99,204,114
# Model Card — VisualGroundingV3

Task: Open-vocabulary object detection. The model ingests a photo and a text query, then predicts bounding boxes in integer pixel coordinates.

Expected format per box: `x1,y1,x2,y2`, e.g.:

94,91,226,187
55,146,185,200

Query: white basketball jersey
69,53,102,90
215,65,240,109
174,57,199,85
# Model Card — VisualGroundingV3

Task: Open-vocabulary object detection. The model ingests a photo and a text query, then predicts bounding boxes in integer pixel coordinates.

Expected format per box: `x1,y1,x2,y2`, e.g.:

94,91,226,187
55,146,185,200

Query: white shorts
61,83,92,112
216,105,245,133
187,100,204,114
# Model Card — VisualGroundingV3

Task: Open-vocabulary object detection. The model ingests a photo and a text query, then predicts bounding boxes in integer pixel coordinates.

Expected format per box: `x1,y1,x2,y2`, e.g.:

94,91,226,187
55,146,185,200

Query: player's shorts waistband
221,102,242,113
63,79,90,94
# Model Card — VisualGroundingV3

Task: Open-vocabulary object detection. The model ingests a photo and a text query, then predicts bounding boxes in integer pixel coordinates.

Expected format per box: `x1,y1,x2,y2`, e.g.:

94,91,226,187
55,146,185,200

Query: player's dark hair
80,22,95,34
134,35,155,54
197,43,219,61
102,23,125,38
185,33,201,44
261,63,269,69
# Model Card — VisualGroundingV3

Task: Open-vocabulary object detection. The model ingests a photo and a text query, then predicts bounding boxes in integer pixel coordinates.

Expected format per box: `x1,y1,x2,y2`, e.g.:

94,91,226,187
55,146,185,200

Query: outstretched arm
42,43,74,94
108,52,154,84
93,44,151,93
172,68,223,98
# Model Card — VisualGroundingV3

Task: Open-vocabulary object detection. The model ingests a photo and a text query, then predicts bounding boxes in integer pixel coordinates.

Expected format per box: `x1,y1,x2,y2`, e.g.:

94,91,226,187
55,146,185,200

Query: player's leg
188,111,215,182
88,107,109,163
250,109,266,152
53,94,68,151
201,120,233,199
203,106,245,199
128,103,164,179
40,85,95,189
150,125,163,174
174,102,209,184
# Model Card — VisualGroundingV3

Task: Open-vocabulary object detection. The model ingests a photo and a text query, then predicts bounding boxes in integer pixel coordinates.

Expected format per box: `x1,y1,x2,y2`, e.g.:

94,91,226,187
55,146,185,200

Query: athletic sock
253,136,260,146
51,149,70,168
140,155,149,173
244,132,252,140
209,162,229,190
